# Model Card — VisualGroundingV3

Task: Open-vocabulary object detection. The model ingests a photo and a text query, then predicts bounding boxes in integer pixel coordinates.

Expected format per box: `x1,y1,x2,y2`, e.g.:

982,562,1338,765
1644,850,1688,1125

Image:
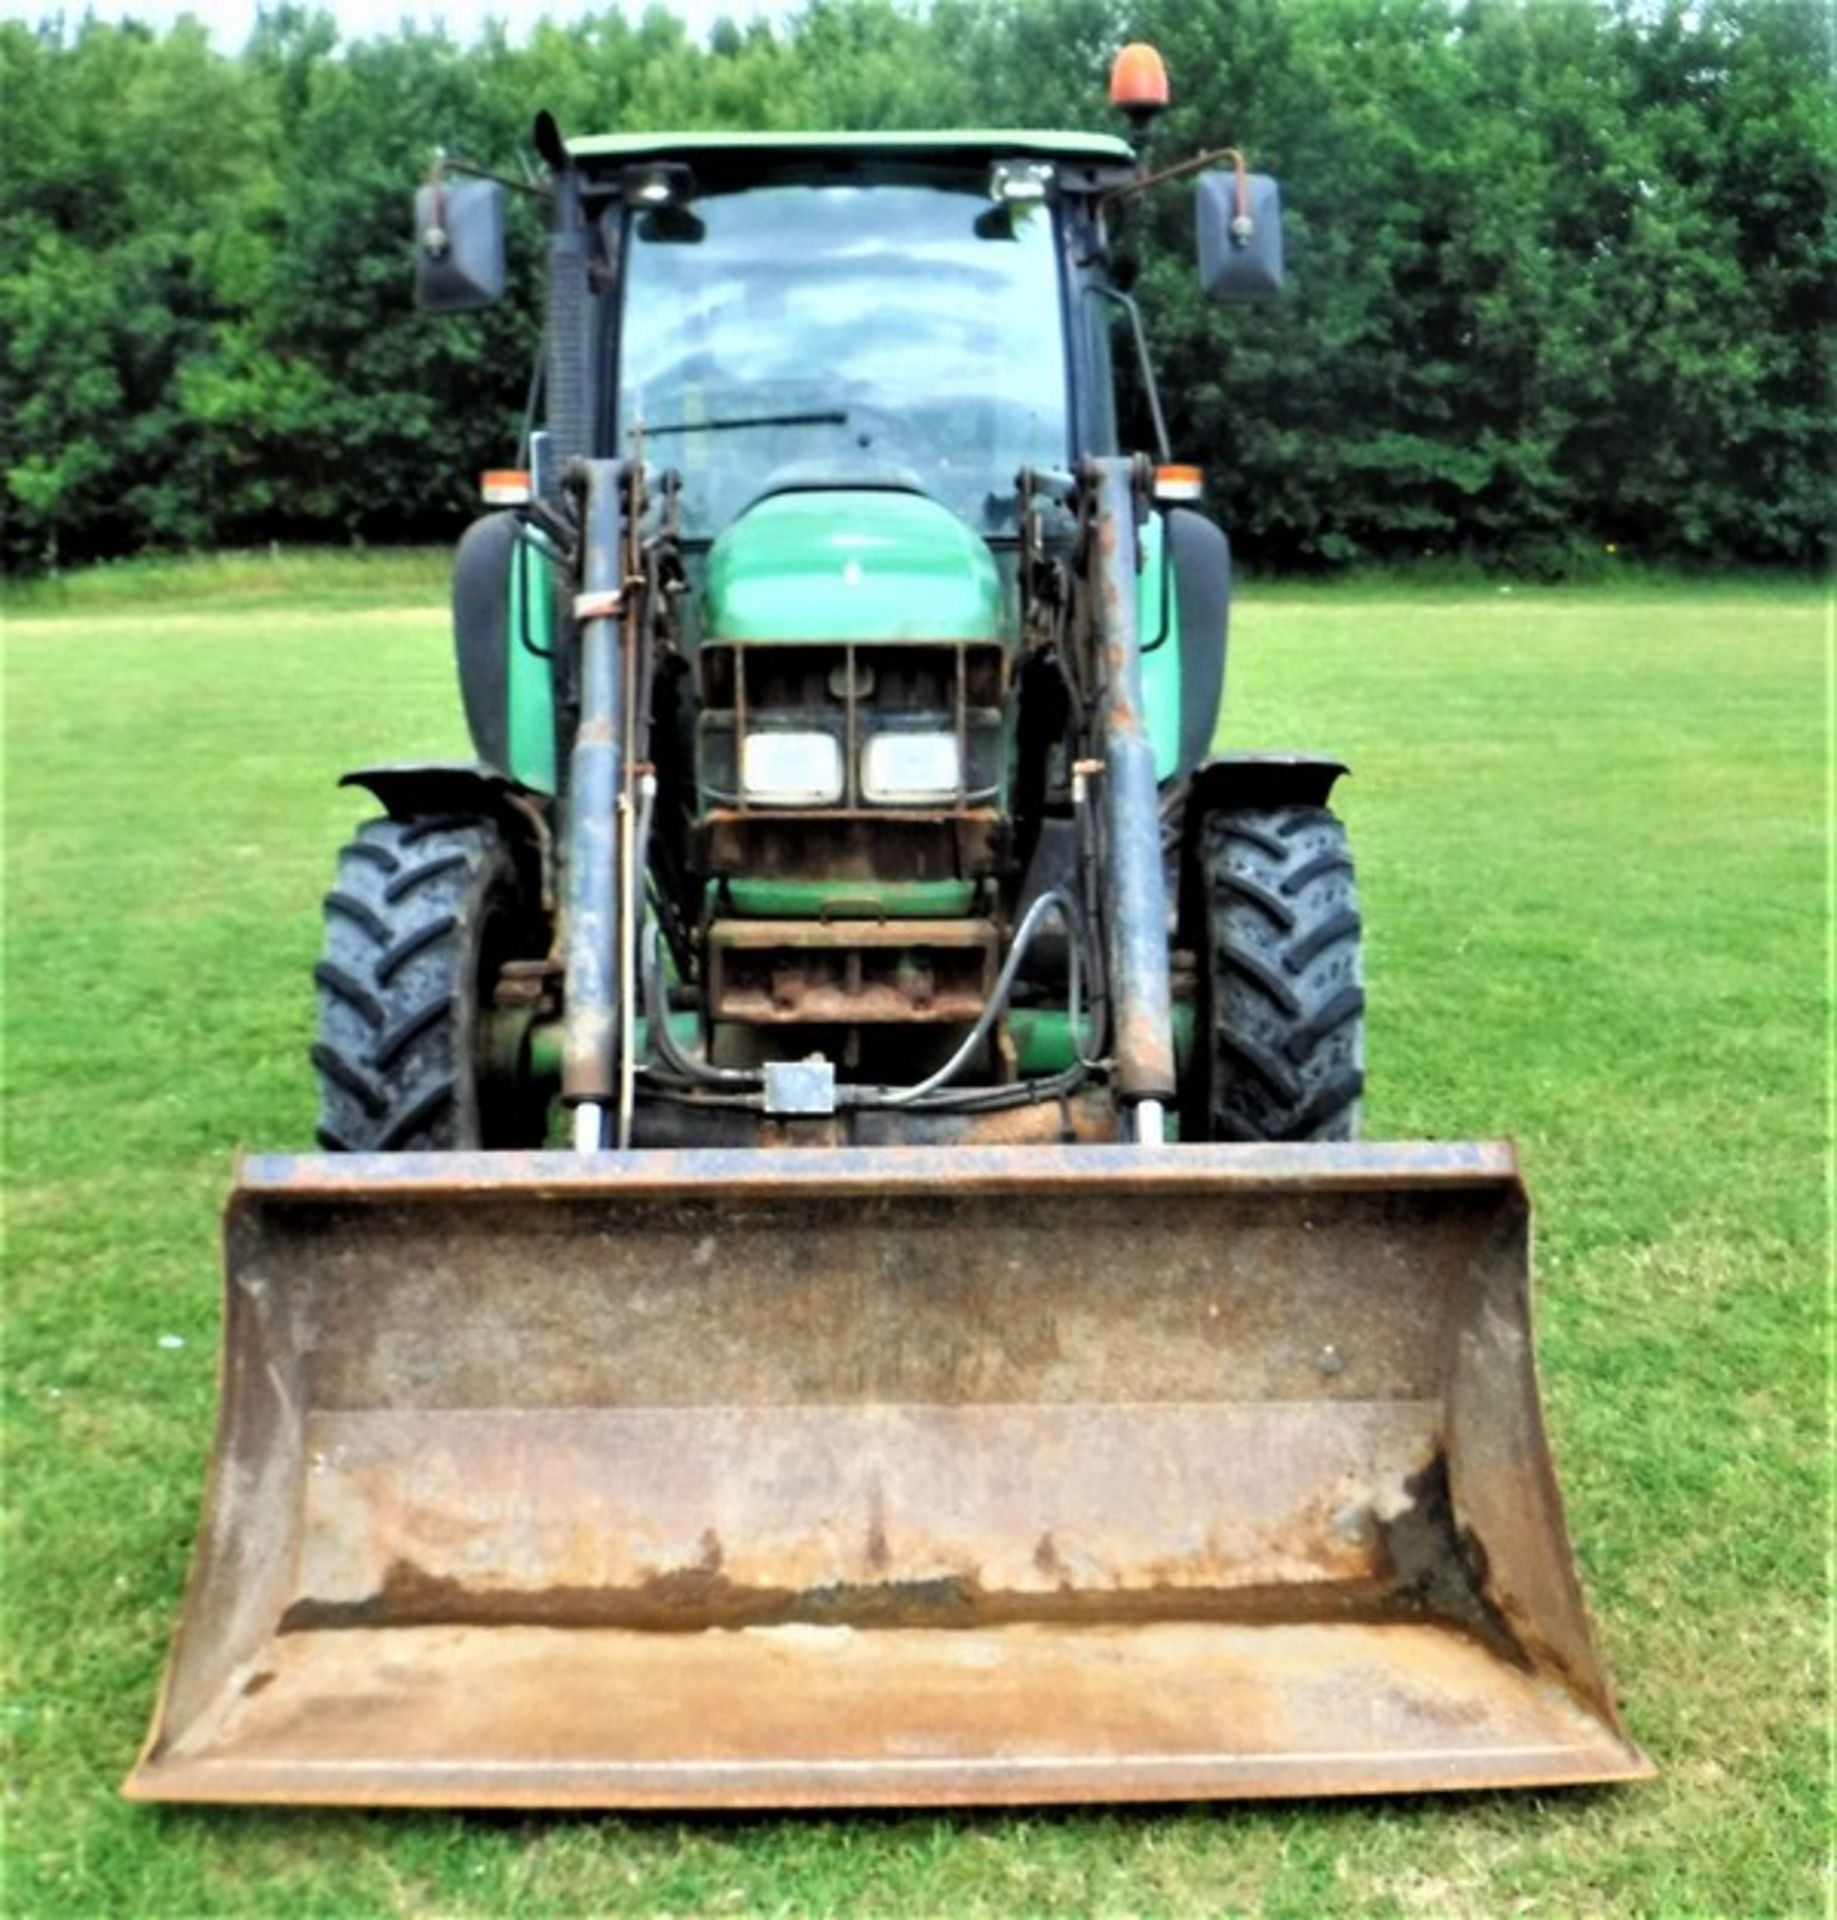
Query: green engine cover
705,490,1002,642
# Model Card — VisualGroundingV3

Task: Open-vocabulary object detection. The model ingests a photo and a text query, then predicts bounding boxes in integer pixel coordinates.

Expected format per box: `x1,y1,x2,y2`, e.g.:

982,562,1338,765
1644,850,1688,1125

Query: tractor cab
606,140,1088,544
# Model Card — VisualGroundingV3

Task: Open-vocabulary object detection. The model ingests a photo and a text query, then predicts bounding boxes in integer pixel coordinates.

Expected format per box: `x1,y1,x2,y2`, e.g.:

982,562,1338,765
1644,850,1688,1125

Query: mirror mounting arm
430,148,551,203
1103,146,1252,224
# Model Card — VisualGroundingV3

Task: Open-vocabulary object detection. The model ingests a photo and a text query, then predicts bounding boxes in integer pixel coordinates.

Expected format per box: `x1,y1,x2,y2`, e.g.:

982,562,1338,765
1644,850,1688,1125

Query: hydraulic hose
641,919,758,1089
862,888,1092,1110
637,888,1103,1114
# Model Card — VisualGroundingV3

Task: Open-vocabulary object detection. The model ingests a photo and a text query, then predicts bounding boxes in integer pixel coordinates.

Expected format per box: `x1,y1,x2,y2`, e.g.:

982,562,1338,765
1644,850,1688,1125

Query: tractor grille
695,642,1006,813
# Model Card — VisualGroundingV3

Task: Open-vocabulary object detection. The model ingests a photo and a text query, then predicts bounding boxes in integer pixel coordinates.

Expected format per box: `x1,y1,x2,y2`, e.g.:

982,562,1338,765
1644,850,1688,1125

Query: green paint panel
1172,997,1195,1076
721,878,977,918
706,492,1001,643
1010,1001,1192,1078
507,532,558,793
1008,1007,1083,1076
1136,510,1182,782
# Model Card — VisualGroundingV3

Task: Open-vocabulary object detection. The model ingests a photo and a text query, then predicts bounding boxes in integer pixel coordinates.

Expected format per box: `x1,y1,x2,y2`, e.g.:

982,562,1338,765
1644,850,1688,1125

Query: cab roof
567,130,1137,166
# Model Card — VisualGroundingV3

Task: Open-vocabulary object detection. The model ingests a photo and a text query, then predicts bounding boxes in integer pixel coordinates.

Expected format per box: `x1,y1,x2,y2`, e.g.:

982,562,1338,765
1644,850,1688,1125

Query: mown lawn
3,561,1826,1915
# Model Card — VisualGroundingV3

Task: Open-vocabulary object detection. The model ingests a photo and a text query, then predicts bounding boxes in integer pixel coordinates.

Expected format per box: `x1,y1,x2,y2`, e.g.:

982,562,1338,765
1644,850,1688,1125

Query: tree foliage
2,0,1829,573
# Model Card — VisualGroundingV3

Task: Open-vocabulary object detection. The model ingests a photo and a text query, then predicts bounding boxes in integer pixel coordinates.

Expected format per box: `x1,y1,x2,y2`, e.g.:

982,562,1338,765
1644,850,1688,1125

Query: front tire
1190,804,1366,1142
312,815,548,1151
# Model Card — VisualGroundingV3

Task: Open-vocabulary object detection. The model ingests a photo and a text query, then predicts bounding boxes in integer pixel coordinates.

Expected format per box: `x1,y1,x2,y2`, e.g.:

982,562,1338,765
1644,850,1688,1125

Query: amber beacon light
1110,42,1170,139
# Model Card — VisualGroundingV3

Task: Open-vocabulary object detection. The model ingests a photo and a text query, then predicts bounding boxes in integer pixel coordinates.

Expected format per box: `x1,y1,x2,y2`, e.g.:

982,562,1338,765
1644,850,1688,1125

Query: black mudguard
339,762,552,901
1183,752,1349,816
1168,508,1233,778
452,511,523,772
1173,752,1350,944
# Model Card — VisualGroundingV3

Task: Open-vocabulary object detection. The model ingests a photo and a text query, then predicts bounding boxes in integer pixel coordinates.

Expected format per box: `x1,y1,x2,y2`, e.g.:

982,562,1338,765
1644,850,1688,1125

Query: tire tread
1192,803,1365,1142
312,816,544,1152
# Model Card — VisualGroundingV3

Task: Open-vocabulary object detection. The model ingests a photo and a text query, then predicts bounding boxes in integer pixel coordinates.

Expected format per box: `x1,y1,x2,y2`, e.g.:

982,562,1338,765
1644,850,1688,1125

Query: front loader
128,54,1649,1808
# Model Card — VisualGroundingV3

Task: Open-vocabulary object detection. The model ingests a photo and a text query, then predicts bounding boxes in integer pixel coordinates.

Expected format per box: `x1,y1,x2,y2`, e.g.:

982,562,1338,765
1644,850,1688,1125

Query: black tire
1189,804,1365,1142
312,815,548,1151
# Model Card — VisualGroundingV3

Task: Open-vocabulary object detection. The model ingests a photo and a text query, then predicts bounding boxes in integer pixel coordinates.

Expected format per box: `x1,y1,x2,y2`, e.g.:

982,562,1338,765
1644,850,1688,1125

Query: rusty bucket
126,1142,1649,1808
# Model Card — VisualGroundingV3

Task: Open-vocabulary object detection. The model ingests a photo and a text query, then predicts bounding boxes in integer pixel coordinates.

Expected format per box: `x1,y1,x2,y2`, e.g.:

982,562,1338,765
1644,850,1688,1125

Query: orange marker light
1109,42,1170,112
481,468,532,506
1154,463,1206,503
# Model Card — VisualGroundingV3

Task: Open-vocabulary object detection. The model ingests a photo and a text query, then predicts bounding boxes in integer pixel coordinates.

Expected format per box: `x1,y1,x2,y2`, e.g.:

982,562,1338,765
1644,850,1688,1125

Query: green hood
704,489,1001,642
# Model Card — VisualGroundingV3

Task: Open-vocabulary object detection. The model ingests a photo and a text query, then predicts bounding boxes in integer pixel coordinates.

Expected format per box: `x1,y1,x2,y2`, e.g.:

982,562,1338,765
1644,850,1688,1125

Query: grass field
3,560,1828,1915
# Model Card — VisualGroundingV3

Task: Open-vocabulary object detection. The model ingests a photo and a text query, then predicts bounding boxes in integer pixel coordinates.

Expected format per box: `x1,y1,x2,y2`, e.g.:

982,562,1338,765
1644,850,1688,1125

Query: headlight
861,730,961,804
740,731,844,805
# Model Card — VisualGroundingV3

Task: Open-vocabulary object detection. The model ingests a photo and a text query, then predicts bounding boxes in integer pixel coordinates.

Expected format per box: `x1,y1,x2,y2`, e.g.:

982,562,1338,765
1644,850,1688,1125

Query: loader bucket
127,1142,1649,1808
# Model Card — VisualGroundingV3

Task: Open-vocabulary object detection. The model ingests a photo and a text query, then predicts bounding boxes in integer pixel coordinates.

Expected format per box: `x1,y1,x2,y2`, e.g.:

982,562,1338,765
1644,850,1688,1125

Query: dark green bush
3,0,1829,573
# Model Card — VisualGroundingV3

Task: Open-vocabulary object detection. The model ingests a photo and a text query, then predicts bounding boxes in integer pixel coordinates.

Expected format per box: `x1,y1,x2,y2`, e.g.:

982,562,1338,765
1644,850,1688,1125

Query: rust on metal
628,1095,1117,1152
126,1142,1650,1809
1082,457,1176,1103
930,1094,1114,1147
699,811,1003,884
229,1139,1528,1201
706,917,999,1024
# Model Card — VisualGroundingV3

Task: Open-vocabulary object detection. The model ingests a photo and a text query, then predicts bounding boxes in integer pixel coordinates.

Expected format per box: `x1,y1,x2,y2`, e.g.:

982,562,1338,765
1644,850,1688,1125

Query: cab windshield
617,182,1069,539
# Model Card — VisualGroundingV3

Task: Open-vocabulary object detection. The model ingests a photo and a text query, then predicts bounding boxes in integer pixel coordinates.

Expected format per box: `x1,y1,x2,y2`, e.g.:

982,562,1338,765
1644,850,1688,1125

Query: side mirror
1196,171,1284,303
414,176,506,312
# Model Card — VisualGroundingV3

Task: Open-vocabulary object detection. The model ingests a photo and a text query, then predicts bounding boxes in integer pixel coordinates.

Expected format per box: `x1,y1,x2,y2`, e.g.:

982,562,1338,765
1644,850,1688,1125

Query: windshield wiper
645,409,849,437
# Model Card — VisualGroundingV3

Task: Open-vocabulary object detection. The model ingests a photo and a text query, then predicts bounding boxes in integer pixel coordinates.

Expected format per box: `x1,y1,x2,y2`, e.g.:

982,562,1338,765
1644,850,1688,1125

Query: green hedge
3,0,1830,573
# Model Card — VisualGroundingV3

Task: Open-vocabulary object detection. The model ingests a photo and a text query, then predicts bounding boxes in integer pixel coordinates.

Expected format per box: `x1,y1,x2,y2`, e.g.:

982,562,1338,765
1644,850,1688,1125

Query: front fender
1184,751,1348,816
339,761,553,904
1174,753,1350,946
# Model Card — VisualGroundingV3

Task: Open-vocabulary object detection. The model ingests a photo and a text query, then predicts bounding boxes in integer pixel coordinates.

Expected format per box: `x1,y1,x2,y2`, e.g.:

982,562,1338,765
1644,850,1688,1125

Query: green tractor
129,58,1647,1811
320,119,1343,1159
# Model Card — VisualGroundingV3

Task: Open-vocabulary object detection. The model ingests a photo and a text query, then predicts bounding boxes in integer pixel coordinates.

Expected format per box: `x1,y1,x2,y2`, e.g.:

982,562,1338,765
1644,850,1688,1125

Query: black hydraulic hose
641,920,759,1089
638,888,1103,1112
903,1066,1088,1114
848,886,1095,1110
1087,286,1171,466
